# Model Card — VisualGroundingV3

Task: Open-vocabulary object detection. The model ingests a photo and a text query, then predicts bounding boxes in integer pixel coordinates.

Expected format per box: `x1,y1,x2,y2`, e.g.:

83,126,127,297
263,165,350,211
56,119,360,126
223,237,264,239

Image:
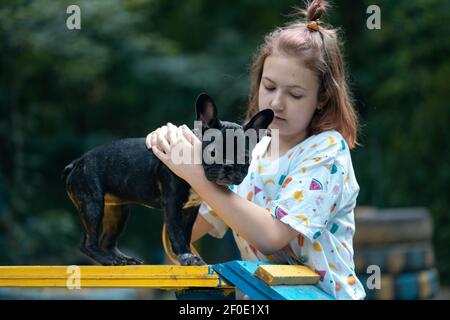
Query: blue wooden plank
213,261,334,300
214,261,281,299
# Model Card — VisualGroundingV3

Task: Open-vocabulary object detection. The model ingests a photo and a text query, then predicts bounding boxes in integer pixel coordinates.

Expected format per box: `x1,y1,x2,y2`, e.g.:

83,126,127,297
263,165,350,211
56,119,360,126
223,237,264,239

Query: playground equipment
0,222,334,300
1,207,439,300
0,261,333,300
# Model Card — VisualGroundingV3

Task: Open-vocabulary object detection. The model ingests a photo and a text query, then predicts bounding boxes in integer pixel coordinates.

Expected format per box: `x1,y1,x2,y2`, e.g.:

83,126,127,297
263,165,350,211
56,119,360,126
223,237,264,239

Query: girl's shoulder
302,129,346,150
294,130,347,159
287,130,354,172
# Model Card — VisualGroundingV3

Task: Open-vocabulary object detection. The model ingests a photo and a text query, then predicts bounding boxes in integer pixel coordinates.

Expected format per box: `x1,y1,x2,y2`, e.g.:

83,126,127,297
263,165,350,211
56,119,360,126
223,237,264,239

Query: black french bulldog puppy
62,93,274,266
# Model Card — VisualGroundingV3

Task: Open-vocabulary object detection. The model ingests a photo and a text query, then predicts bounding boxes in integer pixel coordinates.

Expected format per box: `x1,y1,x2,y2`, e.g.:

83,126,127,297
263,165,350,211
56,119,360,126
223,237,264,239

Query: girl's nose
270,91,284,111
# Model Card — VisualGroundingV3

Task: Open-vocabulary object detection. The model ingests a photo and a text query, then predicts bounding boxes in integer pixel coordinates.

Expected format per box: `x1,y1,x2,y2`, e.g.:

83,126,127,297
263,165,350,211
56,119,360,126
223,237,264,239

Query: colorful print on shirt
198,130,366,300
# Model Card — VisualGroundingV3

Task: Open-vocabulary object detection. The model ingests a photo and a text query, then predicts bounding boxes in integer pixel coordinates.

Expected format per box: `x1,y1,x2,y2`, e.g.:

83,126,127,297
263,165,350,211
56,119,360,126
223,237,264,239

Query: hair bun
305,0,329,22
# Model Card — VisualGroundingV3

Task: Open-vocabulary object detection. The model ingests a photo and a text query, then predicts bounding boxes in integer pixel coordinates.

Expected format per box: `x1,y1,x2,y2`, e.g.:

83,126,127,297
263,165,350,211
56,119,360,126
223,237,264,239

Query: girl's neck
264,130,308,160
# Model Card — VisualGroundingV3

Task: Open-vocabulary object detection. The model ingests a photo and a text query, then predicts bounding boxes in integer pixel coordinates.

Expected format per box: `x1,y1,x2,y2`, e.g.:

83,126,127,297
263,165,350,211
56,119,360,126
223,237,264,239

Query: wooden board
254,264,320,285
213,260,334,300
0,265,232,289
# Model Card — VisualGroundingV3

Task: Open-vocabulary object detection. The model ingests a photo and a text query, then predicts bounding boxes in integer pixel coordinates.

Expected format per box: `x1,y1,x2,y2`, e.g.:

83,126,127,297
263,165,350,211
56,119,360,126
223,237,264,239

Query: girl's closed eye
290,93,304,99
264,84,276,91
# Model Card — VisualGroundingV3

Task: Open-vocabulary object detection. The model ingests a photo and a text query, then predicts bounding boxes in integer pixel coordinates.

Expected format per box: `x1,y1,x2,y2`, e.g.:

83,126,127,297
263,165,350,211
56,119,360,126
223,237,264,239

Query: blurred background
0,0,448,299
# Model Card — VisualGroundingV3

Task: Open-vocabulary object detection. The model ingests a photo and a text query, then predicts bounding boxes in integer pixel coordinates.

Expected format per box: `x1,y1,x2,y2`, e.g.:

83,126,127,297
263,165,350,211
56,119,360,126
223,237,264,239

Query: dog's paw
108,248,144,265
122,256,144,265
178,253,206,266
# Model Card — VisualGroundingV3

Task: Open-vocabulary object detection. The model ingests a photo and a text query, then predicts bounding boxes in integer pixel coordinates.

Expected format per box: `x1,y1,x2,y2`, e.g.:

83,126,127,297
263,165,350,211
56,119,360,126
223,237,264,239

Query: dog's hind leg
100,205,143,265
68,179,123,265
77,199,119,265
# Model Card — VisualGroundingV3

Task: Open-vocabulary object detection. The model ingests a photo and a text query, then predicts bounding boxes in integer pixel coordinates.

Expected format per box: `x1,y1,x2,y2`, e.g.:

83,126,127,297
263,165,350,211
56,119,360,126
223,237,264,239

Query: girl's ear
195,93,221,128
317,91,329,111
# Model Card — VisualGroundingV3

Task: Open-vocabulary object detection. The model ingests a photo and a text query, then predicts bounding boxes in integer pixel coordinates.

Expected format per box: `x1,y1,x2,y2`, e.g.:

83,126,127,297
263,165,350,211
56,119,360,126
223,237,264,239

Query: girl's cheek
258,87,265,102
258,95,268,110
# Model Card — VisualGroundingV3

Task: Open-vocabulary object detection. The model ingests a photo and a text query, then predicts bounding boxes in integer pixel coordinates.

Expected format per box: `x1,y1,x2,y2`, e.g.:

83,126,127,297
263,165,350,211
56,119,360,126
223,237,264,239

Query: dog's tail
61,159,79,182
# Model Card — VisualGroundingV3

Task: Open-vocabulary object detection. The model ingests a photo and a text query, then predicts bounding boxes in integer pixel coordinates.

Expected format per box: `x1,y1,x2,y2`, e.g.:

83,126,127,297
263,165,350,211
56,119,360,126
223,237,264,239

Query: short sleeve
268,133,346,242
198,202,229,239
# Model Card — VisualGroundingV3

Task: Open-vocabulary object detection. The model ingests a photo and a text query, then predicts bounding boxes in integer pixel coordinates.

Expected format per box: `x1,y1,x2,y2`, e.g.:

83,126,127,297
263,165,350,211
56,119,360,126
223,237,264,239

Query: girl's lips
274,116,285,121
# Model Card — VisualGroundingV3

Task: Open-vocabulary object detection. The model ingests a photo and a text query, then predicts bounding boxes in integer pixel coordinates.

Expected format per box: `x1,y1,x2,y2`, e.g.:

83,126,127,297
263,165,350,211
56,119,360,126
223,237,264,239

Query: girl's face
258,52,320,144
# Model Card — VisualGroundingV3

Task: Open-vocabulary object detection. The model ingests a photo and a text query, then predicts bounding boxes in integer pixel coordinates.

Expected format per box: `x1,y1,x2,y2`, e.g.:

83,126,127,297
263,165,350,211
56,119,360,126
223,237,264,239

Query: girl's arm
190,169,299,256
190,214,214,243
147,123,299,255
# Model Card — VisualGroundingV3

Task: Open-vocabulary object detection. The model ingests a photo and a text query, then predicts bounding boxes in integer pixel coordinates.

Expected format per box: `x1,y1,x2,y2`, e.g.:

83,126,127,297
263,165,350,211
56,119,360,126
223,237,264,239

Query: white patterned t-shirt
199,130,366,300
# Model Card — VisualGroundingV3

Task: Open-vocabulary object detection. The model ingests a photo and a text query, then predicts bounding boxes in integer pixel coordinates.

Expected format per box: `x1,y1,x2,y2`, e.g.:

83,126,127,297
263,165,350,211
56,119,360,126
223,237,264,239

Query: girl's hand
145,123,204,184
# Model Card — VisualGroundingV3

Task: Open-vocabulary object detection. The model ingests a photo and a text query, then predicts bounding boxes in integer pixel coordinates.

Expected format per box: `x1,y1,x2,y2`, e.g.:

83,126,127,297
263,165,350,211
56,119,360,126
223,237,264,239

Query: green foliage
348,0,450,283
0,0,449,284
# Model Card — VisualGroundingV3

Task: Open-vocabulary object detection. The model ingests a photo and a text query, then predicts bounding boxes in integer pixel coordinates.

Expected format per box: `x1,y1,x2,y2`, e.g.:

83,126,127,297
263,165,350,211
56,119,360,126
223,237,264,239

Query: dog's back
63,138,163,207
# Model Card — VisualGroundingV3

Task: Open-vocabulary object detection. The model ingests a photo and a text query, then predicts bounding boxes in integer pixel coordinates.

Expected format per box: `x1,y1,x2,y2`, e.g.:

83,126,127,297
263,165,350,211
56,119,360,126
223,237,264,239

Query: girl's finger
160,125,168,140
182,125,201,147
146,128,161,149
156,131,171,154
167,122,177,131
151,131,158,149
166,123,178,145
177,128,190,145
175,126,185,142
181,125,193,142
145,132,153,149
152,145,169,161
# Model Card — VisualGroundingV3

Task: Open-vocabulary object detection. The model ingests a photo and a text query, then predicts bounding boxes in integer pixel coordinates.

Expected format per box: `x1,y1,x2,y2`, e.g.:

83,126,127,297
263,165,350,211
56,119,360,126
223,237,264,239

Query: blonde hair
245,0,359,148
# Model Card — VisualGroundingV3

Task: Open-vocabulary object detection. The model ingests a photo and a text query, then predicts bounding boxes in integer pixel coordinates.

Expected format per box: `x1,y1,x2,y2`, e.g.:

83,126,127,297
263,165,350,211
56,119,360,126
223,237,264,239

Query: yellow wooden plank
254,265,320,285
0,265,233,288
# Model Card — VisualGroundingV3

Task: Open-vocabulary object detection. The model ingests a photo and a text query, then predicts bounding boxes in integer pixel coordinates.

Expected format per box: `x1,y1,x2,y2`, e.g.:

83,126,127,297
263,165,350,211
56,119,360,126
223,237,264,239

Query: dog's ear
243,109,274,132
196,93,221,128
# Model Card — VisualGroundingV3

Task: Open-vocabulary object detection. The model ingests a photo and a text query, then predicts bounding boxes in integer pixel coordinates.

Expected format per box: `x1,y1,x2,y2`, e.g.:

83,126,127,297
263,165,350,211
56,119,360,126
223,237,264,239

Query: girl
146,0,365,300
